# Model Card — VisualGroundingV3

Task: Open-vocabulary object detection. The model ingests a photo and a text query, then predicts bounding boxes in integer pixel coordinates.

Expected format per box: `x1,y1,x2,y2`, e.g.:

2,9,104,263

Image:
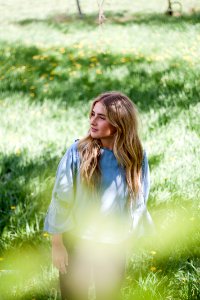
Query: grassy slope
0,0,200,299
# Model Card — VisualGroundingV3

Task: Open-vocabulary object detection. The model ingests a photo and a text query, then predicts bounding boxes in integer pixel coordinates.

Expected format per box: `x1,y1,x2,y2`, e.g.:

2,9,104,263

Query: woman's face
90,102,116,141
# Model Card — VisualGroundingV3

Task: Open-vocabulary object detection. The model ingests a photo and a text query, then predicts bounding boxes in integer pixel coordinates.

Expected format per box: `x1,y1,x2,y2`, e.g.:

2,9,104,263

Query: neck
100,137,115,150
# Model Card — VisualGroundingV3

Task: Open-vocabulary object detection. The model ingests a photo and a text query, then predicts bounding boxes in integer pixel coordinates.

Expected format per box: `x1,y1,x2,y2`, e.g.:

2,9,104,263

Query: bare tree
74,0,106,23
76,0,83,17
166,0,182,16
97,0,106,24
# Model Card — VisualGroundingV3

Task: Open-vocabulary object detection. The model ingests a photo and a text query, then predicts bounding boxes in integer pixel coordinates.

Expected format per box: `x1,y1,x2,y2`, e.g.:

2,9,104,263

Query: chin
90,133,100,139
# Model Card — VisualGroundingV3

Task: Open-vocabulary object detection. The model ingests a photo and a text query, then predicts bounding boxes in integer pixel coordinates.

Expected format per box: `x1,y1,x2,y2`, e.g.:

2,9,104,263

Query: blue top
44,141,153,243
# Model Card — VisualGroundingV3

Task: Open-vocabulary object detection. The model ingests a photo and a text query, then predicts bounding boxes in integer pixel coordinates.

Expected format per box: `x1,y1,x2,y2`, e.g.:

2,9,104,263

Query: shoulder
67,139,79,153
64,139,80,164
58,140,79,164
54,140,80,178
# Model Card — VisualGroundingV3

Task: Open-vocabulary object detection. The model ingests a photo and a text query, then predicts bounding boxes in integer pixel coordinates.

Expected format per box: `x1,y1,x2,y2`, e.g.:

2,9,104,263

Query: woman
44,91,153,300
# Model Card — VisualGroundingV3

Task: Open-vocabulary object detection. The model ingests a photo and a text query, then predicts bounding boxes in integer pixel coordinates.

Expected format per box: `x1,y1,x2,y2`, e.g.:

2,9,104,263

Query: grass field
0,0,200,299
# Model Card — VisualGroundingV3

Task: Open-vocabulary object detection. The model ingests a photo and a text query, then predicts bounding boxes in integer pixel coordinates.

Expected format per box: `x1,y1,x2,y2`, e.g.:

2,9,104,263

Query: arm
52,234,68,274
44,143,78,271
44,143,77,234
131,151,152,233
141,150,150,204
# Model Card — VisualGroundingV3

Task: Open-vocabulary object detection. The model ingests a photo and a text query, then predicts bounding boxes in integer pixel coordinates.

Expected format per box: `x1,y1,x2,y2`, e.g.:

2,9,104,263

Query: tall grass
0,0,200,299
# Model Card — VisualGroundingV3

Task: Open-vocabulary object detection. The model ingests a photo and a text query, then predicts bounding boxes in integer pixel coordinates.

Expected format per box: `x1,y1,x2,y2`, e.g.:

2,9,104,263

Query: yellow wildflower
78,51,84,57
32,55,40,60
76,43,83,49
75,63,81,69
121,49,127,54
90,57,98,62
120,57,129,63
96,69,102,75
59,48,65,54
69,54,74,60
182,277,186,282
150,266,156,272
40,74,47,79
15,148,21,156
43,232,49,237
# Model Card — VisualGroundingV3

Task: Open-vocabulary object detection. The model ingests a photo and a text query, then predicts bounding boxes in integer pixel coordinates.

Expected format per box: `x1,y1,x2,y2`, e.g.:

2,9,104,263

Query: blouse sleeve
44,143,77,234
131,151,154,235
141,150,150,204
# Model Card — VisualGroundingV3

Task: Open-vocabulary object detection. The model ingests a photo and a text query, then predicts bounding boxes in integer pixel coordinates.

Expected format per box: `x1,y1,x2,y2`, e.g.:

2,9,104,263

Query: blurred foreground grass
0,0,200,299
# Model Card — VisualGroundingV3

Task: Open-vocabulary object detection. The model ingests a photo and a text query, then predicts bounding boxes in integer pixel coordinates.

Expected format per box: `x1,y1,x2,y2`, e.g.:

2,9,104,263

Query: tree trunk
76,0,83,18
166,0,173,15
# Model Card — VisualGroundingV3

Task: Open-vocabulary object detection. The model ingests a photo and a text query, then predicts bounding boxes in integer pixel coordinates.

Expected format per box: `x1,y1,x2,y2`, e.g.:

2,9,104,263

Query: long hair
78,91,143,200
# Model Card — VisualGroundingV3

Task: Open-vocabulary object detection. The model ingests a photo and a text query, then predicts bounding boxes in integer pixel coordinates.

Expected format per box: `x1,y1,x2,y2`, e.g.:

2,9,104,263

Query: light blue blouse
44,141,153,243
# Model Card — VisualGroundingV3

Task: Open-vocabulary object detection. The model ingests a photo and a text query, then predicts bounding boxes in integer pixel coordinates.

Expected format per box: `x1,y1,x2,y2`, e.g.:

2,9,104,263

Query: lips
91,127,98,132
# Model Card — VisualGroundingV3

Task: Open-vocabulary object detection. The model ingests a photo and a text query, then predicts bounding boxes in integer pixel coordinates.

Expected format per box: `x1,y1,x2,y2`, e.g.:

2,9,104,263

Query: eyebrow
91,110,106,117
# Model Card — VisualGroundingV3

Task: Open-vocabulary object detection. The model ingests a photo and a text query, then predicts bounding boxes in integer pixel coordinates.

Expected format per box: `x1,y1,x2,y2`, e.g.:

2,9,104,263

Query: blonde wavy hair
78,91,143,199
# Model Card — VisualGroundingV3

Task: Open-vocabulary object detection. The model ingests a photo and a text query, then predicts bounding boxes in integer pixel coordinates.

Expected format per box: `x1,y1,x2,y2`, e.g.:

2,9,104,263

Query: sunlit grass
0,0,200,299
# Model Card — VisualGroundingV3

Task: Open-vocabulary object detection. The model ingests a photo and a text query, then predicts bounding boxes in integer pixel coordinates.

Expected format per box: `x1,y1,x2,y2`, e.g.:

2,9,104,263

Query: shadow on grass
0,42,199,120
0,148,62,239
106,11,200,27
148,153,164,169
17,13,98,32
16,11,200,30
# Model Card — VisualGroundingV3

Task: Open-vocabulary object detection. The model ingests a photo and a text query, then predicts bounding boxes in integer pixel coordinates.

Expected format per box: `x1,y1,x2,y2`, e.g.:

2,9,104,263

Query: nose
90,115,97,126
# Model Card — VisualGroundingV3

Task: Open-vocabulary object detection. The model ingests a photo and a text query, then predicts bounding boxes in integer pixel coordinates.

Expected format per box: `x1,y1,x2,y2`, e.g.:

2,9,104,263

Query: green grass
0,0,200,299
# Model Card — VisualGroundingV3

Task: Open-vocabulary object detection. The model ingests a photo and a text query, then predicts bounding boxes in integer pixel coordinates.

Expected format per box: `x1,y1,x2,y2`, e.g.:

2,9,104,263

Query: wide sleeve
141,150,150,204
130,151,154,236
44,144,77,234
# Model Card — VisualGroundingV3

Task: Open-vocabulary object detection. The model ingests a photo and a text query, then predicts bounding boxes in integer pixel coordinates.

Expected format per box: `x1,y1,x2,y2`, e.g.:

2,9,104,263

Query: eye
100,116,106,120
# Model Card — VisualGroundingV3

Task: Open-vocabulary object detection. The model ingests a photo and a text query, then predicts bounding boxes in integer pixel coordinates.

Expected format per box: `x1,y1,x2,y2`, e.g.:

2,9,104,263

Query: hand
52,237,68,274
